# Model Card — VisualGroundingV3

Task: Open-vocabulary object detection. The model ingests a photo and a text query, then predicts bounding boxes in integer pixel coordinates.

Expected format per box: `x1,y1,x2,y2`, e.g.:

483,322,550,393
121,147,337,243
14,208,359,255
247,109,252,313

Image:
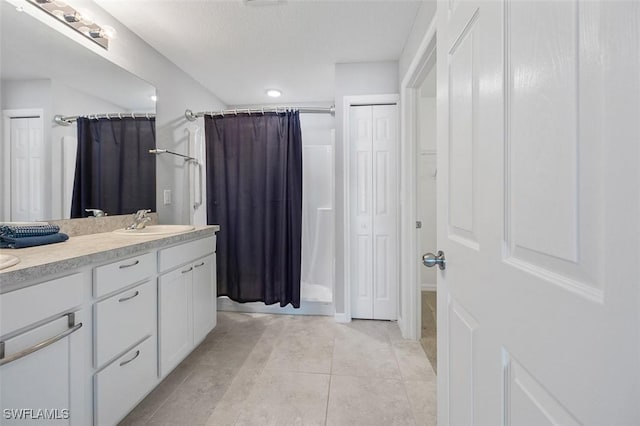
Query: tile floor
121,312,437,426
420,291,437,373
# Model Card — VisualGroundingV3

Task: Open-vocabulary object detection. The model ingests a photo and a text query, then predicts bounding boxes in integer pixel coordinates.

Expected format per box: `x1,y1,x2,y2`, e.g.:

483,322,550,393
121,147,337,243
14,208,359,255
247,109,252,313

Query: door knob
422,251,446,270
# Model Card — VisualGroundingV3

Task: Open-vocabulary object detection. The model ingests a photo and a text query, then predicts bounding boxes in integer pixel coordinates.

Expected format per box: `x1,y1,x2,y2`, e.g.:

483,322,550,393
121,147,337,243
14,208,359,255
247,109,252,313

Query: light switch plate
163,189,172,205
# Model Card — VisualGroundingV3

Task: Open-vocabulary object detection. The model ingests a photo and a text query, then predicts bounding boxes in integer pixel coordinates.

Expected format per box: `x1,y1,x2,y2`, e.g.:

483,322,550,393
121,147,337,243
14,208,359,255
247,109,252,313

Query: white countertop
0,225,219,293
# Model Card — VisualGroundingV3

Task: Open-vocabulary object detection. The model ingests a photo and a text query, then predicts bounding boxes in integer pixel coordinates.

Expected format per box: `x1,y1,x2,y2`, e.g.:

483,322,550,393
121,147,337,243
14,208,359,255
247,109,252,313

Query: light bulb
266,89,282,98
78,9,94,25
101,25,117,39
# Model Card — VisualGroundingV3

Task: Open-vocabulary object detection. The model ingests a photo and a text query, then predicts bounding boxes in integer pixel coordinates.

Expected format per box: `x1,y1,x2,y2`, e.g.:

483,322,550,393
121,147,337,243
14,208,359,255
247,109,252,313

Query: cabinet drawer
0,273,84,337
94,336,157,426
158,236,215,273
94,280,155,367
94,252,156,297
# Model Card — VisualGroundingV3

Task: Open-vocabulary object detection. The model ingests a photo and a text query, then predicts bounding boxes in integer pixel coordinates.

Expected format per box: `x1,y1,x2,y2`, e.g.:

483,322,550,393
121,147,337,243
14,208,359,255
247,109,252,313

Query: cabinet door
192,254,216,344
0,311,85,426
158,267,193,378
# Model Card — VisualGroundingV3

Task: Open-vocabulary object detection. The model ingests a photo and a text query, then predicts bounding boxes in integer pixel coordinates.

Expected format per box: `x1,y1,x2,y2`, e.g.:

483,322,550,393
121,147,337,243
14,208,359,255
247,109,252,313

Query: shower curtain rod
54,112,156,126
184,105,335,121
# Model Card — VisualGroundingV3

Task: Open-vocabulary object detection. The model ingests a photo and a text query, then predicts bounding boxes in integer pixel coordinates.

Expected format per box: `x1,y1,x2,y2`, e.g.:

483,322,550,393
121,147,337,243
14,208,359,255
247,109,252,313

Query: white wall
334,61,399,315
398,1,437,83
89,2,226,225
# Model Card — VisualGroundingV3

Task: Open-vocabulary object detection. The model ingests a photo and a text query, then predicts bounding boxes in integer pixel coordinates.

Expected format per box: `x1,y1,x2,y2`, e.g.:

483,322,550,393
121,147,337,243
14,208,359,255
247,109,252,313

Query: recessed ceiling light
266,89,281,98
150,95,158,102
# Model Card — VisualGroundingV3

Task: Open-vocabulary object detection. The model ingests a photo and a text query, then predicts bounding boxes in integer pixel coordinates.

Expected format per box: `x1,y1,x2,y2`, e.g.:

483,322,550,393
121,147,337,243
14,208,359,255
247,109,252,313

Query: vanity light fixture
266,89,282,98
26,0,113,49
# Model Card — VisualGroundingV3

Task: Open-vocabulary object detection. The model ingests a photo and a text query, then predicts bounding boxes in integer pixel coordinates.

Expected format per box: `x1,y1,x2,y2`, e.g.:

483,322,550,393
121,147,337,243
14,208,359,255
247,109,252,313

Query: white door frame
2,109,45,221
341,93,400,323
398,17,437,340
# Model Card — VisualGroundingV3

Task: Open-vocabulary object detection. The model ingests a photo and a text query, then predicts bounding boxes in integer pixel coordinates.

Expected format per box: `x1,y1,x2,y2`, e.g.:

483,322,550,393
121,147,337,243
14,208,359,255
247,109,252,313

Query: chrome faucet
127,209,152,230
85,208,107,217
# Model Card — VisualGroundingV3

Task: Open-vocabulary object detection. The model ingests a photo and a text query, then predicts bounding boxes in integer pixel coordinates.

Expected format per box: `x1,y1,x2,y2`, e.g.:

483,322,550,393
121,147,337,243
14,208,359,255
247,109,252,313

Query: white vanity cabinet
92,254,158,426
158,236,216,377
93,336,157,426
0,273,87,426
192,254,216,344
0,228,218,426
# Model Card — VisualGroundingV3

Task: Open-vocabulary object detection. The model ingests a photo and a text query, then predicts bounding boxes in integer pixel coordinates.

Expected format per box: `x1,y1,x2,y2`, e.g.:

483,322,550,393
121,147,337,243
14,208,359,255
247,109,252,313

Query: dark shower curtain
71,117,156,218
204,111,303,308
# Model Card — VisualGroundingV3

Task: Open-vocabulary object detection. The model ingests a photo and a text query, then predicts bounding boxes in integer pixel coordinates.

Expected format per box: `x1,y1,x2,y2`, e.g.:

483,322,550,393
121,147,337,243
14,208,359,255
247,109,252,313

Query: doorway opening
398,17,437,372
416,64,437,371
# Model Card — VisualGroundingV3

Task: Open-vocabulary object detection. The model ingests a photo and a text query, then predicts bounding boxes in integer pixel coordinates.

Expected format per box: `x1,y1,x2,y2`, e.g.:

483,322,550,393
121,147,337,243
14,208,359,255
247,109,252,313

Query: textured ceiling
96,0,423,105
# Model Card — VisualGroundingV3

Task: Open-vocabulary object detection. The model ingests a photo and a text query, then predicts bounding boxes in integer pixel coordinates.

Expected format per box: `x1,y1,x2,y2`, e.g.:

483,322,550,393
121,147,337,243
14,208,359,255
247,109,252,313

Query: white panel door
350,106,374,319
10,116,44,221
436,1,640,425
350,105,398,320
371,105,398,320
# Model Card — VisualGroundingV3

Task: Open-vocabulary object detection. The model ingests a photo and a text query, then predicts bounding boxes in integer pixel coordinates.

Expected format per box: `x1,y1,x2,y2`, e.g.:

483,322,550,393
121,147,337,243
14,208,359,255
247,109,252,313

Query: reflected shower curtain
204,111,303,308
70,117,156,218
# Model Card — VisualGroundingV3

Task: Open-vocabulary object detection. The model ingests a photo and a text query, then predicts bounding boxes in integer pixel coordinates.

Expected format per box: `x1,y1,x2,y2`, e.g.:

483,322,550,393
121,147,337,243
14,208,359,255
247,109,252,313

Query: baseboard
334,313,351,323
421,283,437,292
217,297,334,316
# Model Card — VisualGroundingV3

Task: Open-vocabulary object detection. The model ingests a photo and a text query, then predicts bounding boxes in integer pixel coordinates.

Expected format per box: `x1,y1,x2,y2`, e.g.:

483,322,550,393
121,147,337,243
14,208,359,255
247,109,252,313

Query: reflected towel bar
149,149,197,162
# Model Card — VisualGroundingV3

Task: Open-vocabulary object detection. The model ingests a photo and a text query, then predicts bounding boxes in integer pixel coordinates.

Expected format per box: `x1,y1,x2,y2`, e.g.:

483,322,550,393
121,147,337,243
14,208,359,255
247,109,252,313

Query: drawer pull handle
194,262,205,268
181,267,193,274
119,260,140,269
118,290,140,303
0,313,83,366
119,350,140,367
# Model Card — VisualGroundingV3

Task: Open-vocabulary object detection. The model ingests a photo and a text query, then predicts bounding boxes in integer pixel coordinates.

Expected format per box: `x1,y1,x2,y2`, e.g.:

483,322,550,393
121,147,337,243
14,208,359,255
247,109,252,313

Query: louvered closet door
350,104,398,320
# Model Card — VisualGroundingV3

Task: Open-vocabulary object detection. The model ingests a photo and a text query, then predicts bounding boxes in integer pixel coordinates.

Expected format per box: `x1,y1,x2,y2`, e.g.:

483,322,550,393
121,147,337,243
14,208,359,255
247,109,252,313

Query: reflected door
9,115,45,221
437,1,640,424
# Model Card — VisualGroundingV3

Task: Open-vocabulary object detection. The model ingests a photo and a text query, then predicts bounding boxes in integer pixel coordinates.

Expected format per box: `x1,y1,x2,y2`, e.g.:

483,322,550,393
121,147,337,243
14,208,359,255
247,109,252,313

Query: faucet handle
134,209,151,217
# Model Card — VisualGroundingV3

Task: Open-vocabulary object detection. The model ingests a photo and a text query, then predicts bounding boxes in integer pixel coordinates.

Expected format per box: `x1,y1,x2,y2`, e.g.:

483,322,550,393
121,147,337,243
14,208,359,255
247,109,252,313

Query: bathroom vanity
0,226,219,425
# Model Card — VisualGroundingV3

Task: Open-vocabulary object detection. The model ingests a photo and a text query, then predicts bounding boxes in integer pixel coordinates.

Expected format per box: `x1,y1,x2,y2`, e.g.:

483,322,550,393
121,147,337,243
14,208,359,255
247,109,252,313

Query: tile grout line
324,335,336,426
143,368,195,425
390,333,422,426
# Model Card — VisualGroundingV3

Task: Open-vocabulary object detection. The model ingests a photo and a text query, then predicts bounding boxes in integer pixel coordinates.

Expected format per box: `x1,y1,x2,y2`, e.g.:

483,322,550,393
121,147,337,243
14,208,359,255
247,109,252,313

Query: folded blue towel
0,224,60,238
0,233,69,249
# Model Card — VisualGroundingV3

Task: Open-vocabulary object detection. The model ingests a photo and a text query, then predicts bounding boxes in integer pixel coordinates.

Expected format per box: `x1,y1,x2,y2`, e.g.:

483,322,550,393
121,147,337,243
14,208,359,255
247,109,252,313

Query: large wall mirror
1,1,157,221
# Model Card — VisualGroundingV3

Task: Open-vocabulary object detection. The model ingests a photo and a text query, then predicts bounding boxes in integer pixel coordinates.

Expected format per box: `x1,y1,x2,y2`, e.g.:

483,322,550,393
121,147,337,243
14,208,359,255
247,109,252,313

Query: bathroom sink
113,225,195,236
0,254,20,270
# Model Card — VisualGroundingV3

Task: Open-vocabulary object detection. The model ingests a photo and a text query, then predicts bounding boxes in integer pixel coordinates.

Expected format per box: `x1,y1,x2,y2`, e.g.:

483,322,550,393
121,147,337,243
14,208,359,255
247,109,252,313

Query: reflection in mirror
0,1,157,221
